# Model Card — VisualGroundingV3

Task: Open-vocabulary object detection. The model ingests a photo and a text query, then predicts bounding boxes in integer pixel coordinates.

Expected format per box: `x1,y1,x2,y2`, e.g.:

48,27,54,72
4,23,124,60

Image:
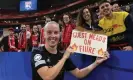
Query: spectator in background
39,24,45,45
125,5,131,12
0,28,19,52
18,24,31,52
26,24,31,32
29,25,40,51
112,3,122,12
98,1,133,50
61,13,76,50
37,24,42,32
37,24,45,45
125,5,133,20
45,17,51,24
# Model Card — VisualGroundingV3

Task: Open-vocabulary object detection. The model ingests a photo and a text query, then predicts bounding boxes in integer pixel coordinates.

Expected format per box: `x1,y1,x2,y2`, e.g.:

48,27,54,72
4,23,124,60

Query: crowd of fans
0,1,133,52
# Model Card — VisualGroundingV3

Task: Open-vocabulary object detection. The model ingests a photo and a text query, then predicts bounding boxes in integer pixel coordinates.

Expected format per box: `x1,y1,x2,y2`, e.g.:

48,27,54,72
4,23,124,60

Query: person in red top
62,13,76,50
29,25,40,51
40,27,45,44
37,24,45,45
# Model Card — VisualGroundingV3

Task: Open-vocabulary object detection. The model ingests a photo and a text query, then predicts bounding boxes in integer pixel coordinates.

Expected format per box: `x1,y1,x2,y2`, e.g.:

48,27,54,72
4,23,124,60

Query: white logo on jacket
34,54,46,67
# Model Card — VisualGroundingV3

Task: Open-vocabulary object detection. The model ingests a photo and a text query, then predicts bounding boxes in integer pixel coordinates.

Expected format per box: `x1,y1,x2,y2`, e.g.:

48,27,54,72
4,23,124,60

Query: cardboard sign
70,30,108,57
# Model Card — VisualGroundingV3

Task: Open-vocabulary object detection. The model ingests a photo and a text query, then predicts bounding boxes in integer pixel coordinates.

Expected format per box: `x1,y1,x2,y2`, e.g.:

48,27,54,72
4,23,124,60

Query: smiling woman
76,6,101,31
31,21,109,80
44,21,60,48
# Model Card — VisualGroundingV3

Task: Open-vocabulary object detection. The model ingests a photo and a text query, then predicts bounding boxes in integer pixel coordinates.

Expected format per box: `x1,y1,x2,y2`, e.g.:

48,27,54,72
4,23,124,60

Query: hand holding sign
95,51,110,64
70,30,108,57
63,46,75,59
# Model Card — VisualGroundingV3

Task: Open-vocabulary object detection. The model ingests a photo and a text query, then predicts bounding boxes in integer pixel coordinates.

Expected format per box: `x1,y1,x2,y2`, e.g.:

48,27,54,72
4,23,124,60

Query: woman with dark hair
76,7,103,62
29,25,40,51
61,13,76,50
76,6,101,31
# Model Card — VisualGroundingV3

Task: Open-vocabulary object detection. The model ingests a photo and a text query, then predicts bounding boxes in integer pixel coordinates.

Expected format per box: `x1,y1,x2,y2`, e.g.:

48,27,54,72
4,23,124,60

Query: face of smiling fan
63,15,70,24
99,2,112,17
21,25,26,32
82,8,91,21
112,4,120,12
33,25,38,33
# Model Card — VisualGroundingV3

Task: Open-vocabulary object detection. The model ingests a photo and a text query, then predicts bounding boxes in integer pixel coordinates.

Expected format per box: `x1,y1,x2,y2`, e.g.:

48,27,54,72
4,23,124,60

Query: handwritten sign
70,30,107,57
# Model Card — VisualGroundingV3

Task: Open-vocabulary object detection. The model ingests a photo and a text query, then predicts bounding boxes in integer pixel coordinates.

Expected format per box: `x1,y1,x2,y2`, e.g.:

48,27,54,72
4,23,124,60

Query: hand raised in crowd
123,46,133,51
95,51,110,65
63,46,74,59
10,46,16,49
18,50,21,52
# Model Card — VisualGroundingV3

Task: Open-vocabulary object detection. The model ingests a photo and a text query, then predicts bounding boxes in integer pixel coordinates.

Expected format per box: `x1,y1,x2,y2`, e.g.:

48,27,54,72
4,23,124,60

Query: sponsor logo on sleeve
34,54,42,61
34,54,46,67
